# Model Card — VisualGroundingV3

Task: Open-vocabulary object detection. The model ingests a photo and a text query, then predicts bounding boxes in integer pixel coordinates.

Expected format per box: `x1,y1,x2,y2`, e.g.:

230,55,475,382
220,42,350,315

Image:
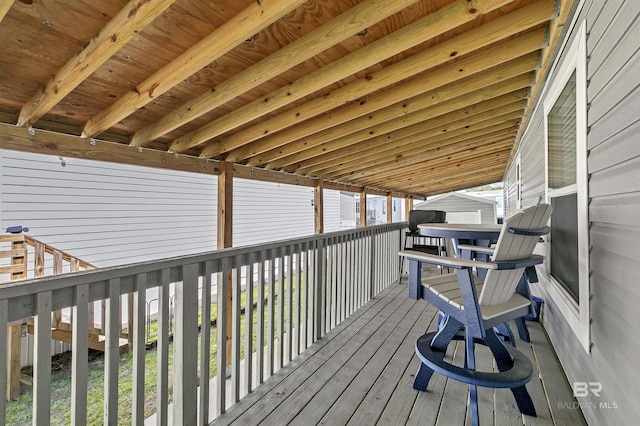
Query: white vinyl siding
0,150,217,267
504,0,640,423
323,189,342,233
233,178,314,246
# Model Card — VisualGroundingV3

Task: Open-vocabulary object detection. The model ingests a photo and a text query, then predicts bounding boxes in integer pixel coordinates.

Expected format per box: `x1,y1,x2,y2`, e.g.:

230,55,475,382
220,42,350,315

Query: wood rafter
0,0,563,197
258,63,533,173
82,0,307,138
17,0,176,127
0,1,13,25
243,38,543,168
300,107,522,177
321,130,517,181
288,106,522,177
129,0,421,147
271,89,527,172
213,0,555,161
301,92,527,176
368,152,511,189
338,139,514,185
173,0,514,154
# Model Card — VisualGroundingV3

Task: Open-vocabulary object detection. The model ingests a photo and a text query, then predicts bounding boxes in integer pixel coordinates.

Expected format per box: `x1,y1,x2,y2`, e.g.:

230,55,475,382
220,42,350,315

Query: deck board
211,279,586,426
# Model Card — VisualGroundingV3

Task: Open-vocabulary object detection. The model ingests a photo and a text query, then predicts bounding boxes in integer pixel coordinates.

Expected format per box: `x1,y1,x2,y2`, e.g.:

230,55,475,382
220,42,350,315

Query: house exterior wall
233,178,315,246
414,194,497,224
504,0,640,423
0,149,218,269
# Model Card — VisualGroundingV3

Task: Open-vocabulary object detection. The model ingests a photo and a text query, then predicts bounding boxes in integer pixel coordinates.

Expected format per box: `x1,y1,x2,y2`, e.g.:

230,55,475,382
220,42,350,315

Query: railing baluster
216,259,230,415
256,253,265,384
71,284,89,425
330,242,337,330
33,291,52,425
337,238,343,324
277,252,285,369
308,242,314,344
0,299,8,426
174,263,199,424
267,253,275,376
133,274,146,426
104,278,120,425
231,265,241,402
157,269,170,426
199,261,212,425
244,256,254,395
0,222,407,424
286,250,293,363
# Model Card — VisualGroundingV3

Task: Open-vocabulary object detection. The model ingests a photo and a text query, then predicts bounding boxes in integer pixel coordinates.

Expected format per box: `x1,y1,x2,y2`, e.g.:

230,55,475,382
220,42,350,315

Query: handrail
0,222,407,424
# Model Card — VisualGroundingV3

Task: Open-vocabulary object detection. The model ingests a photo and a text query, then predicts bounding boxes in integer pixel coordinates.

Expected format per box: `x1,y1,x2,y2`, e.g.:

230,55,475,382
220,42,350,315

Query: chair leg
465,331,479,426
413,314,463,391
485,329,536,417
515,317,530,342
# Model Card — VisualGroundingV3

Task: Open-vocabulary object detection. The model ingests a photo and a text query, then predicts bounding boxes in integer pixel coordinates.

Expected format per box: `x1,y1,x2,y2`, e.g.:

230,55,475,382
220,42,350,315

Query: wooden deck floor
211,278,586,426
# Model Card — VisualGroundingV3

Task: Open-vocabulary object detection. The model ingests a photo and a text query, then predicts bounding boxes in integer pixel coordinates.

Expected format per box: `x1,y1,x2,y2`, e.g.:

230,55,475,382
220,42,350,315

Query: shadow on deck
211,276,586,426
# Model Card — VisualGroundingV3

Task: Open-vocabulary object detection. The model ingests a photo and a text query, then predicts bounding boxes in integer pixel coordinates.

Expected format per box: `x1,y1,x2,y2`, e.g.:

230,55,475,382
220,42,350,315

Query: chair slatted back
478,204,552,306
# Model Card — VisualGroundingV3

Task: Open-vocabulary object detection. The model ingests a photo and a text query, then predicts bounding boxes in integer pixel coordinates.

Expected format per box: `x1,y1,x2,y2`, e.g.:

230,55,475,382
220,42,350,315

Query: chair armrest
400,250,545,271
399,250,498,270
457,244,494,254
507,226,551,236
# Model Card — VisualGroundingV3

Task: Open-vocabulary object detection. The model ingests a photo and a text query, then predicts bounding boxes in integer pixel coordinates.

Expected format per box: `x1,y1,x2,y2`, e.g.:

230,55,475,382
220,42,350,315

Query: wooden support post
314,179,324,234
359,191,367,227
218,162,233,366
386,193,393,224
6,235,27,401
405,196,412,221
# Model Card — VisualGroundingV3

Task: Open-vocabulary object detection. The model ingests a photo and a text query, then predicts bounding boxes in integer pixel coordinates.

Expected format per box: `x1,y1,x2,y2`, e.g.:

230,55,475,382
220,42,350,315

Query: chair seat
422,274,531,321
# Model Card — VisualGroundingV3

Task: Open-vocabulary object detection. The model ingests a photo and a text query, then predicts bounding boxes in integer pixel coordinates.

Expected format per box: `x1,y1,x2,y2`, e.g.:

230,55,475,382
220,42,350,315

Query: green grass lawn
4,282,286,425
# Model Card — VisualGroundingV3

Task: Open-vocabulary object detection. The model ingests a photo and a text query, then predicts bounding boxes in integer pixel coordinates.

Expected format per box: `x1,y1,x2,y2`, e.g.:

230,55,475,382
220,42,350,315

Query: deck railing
0,222,405,425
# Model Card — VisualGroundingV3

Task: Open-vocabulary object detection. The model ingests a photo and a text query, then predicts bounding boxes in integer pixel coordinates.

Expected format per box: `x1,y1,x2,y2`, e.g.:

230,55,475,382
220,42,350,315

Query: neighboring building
463,188,504,221
354,194,403,226
503,1,639,424
414,192,498,224
0,149,343,270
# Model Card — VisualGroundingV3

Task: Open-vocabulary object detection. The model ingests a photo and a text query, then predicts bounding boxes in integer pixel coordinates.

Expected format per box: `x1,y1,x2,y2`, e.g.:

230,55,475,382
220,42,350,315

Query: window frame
543,20,590,352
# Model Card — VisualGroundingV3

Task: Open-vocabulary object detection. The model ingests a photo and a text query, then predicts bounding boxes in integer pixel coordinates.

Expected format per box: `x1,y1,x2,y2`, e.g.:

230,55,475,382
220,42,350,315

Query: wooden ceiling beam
352,148,512,187
410,171,506,197
363,152,510,190
340,139,514,185
17,0,177,128
399,166,507,194
129,0,422,147
246,41,541,168
288,77,533,173
0,1,13,24
288,96,524,175
82,0,307,138
309,124,516,179
266,75,531,169
310,102,524,176
0,122,222,176
323,131,516,180
175,0,516,154
211,0,556,160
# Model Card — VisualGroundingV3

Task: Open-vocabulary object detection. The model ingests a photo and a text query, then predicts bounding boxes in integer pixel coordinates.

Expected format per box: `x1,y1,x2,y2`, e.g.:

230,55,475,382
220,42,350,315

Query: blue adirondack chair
400,203,552,426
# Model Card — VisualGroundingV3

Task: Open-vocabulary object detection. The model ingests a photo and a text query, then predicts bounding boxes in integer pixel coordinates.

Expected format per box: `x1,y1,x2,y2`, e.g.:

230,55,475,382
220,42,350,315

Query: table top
417,223,502,239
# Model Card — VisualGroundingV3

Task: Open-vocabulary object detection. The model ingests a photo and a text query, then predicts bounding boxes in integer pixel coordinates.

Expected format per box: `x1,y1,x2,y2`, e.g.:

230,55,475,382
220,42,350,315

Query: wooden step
27,325,129,352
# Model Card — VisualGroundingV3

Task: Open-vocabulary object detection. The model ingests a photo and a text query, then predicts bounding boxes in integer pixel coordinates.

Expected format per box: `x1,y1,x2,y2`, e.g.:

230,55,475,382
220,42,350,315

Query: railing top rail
0,222,407,304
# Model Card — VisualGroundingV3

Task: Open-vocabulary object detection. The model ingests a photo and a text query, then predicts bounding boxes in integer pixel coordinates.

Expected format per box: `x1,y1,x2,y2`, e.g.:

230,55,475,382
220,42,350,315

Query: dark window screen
550,193,579,302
